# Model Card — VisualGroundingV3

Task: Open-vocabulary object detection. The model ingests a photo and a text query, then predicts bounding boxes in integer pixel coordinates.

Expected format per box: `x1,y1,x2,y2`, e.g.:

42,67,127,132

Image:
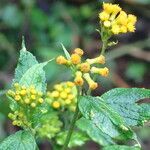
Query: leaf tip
21,36,26,52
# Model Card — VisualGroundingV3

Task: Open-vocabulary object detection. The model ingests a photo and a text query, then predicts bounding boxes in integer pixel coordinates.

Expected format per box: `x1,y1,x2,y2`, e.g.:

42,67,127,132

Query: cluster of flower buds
7,83,44,108
46,82,77,111
8,110,31,128
99,3,137,34
56,48,109,90
37,114,62,139
7,83,45,127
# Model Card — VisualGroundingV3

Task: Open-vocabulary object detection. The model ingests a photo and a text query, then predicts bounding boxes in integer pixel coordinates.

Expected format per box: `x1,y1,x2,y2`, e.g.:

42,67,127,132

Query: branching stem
62,88,80,150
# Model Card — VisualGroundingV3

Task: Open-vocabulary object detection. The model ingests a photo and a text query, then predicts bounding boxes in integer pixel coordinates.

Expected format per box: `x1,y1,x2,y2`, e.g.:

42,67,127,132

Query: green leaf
78,96,135,145
56,130,89,148
139,104,150,122
13,40,38,84
19,61,49,92
0,130,37,150
61,43,71,60
101,88,150,126
77,117,114,146
102,145,140,150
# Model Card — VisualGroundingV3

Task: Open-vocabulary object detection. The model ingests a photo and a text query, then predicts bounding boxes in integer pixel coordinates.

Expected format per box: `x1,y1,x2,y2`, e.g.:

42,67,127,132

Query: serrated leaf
13,42,38,84
56,130,89,148
61,43,71,59
77,117,115,146
19,61,49,92
78,96,135,145
139,103,150,122
0,130,37,150
102,145,140,150
101,88,150,126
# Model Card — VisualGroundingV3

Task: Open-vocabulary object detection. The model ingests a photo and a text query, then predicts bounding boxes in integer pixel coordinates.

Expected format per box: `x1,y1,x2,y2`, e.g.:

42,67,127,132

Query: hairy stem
62,97,80,150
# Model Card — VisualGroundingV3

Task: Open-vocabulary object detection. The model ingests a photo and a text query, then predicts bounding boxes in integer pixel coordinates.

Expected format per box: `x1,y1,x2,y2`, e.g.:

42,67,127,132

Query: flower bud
91,67,109,77
83,73,98,90
56,56,68,65
86,55,105,65
51,91,59,98
52,101,60,109
74,71,84,86
71,54,81,65
74,48,84,56
79,62,90,73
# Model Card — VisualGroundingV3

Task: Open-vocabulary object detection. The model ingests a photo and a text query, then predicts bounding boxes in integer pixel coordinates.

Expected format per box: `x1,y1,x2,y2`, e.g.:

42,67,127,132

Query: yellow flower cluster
46,82,77,111
99,3,137,34
56,48,109,90
7,83,45,127
7,83,44,108
8,110,31,128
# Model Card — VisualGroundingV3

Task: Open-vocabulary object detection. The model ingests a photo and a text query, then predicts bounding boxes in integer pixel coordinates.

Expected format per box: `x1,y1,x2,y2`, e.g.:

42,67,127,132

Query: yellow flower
66,81,74,87
31,95,36,100
51,91,59,98
120,26,127,33
91,67,109,77
20,90,27,96
56,56,68,65
14,83,20,88
111,24,120,34
31,102,36,108
67,94,75,100
14,95,21,101
38,98,44,103
103,3,114,14
103,21,111,27
54,84,63,91
74,71,84,86
64,88,71,93
99,3,137,35
128,14,137,24
65,99,71,104
99,11,110,21
71,54,81,65
86,55,105,65
52,101,60,109
74,48,84,56
83,73,98,90
80,62,90,73
24,98,30,104
127,23,136,32
60,92,68,99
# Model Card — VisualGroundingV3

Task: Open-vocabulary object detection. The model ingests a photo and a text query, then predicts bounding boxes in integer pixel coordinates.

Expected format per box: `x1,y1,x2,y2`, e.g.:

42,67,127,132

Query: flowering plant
0,2,150,150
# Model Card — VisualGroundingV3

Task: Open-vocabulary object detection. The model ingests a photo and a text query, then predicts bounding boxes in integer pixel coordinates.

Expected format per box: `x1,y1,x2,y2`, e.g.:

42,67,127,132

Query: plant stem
62,101,79,150
101,39,107,55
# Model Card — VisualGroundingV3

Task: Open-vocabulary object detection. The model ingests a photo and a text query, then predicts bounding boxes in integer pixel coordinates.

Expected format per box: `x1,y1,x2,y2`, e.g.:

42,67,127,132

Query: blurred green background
0,0,150,149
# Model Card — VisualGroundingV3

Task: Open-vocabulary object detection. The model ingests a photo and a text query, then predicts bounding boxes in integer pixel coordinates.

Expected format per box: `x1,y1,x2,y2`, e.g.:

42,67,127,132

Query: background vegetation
0,0,150,149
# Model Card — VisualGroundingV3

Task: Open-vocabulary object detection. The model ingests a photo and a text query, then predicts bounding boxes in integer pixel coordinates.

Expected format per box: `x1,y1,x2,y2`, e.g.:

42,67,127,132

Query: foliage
0,1,150,150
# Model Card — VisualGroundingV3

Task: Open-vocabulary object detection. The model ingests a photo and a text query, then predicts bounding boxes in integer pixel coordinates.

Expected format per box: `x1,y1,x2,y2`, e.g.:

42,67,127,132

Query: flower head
99,3,137,34
47,82,77,111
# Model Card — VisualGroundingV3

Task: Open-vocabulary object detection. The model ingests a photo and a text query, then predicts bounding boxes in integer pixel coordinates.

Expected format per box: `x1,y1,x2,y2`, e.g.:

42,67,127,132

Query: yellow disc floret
79,62,90,73
47,82,77,111
86,55,105,65
83,73,98,90
74,48,84,56
74,71,84,86
71,54,81,65
56,56,68,65
52,101,60,109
